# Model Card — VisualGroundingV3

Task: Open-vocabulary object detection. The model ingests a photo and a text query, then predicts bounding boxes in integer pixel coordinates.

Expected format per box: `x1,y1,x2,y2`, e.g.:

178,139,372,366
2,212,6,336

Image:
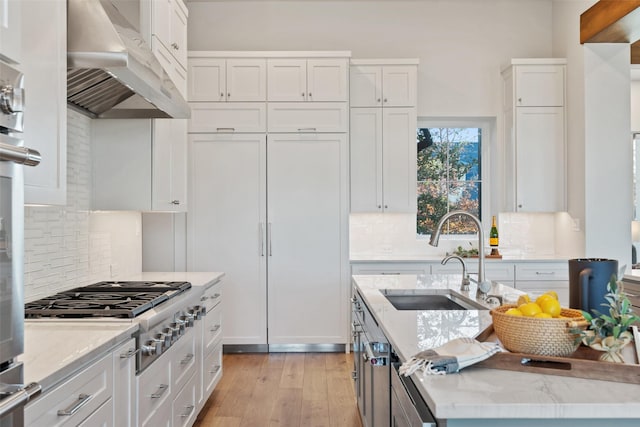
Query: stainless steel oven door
0,149,22,367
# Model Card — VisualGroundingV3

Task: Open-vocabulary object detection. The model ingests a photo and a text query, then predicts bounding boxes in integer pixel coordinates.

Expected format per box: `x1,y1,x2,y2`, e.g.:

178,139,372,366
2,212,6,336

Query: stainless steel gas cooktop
24,281,191,319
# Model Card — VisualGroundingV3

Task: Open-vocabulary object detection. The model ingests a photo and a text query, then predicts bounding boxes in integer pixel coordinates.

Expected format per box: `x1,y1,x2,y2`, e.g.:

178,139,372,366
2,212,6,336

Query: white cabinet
25,352,114,426
502,59,567,212
198,281,223,411
141,0,188,96
188,57,267,102
113,339,137,427
0,0,20,64
267,58,348,102
267,102,348,133
350,64,417,107
514,262,569,306
188,102,266,133
351,262,429,275
21,0,67,205
188,133,349,346
92,119,187,212
350,107,417,213
349,60,418,214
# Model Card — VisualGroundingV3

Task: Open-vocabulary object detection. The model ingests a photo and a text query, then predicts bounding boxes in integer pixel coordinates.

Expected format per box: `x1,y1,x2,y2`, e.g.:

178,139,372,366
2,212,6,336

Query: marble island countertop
353,274,640,424
20,272,224,393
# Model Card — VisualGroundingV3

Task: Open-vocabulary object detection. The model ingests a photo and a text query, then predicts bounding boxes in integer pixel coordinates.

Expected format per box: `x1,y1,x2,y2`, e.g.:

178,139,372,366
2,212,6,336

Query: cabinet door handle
383,98,388,103
180,405,195,418
227,93,231,98
301,92,305,99
119,348,139,359
180,353,195,365
150,384,169,399
57,393,92,416
376,98,381,103
171,200,180,205
220,92,224,99
308,92,312,98
259,222,265,256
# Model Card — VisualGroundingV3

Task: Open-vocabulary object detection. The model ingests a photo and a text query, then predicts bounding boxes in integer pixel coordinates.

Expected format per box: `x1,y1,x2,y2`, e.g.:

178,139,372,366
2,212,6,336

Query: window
417,125,482,236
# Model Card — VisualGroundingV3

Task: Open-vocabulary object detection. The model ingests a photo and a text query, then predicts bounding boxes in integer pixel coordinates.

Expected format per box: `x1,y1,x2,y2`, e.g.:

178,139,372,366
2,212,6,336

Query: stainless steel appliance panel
391,362,437,427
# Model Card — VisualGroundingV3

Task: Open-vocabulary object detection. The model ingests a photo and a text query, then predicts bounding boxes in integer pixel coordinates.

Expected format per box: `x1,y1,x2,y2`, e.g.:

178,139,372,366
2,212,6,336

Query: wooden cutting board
476,329,640,384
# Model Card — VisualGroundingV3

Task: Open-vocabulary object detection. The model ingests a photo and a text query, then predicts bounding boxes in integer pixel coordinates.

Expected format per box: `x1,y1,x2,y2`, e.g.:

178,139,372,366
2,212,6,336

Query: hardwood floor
193,352,363,427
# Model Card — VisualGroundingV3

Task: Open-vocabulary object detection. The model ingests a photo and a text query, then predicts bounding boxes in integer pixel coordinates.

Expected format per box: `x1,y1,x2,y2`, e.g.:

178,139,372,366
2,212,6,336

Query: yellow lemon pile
504,291,562,318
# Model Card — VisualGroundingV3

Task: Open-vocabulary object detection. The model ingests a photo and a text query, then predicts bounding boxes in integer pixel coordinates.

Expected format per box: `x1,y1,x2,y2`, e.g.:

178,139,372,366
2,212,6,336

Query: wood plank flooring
193,352,363,427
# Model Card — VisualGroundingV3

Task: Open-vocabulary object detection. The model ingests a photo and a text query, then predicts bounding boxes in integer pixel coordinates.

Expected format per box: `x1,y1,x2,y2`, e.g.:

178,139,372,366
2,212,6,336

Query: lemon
539,298,561,317
505,308,523,316
534,312,552,318
545,290,559,300
535,293,554,306
519,302,542,317
516,294,530,306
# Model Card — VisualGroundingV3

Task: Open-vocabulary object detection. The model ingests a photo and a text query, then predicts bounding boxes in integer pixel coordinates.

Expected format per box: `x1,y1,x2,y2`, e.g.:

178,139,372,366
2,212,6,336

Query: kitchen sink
380,289,488,311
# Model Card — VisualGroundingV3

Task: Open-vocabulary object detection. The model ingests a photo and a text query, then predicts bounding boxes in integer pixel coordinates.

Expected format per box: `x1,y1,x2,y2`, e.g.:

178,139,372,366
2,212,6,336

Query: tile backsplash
23,109,142,302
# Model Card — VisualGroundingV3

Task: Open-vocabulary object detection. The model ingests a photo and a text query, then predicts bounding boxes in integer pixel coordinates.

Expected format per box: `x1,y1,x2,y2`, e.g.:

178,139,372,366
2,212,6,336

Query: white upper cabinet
514,64,564,107
141,0,188,96
502,59,567,212
350,63,417,107
22,0,67,205
92,119,187,212
188,58,267,102
267,58,348,102
0,0,20,64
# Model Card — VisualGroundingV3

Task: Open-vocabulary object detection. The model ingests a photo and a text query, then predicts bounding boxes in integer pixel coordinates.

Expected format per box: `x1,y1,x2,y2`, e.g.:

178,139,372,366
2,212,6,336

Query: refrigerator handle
268,222,272,256
259,222,265,257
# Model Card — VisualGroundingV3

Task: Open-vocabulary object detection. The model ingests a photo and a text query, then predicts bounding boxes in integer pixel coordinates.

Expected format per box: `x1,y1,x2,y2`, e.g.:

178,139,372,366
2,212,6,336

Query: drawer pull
119,348,139,359
297,127,317,132
209,365,221,374
57,393,92,416
180,353,195,365
180,405,195,418
211,293,221,299
216,127,235,132
150,384,169,399
535,271,556,275
200,296,209,301
210,325,221,333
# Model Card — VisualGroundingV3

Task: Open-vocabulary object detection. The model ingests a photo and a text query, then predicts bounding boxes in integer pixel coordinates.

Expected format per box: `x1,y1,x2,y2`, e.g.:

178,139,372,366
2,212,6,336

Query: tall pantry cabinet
187,52,350,349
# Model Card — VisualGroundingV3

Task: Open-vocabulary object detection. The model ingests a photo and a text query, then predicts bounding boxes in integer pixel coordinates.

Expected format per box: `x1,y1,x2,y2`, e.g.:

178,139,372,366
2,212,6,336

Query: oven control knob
171,321,185,335
180,314,194,328
188,306,204,320
0,85,24,114
155,332,171,349
141,340,162,356
163,326,179,342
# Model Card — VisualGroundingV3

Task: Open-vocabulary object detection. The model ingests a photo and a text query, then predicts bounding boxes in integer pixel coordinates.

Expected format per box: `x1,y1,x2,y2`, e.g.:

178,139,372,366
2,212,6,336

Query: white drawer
140,398,171,427
351,262,429,275
516,281,569,306
205,303,222,352
172,373,197,427
137,352,172,426
201,282,222,312
203,341,223,400
189,102,267,133
172,327,197,393
77,398,112,427
267,102,347,133
26,353,113,427
515,262,569,281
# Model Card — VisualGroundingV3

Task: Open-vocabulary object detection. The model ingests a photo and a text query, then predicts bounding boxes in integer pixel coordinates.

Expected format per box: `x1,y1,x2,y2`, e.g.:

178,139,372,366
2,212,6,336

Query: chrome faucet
441,255,471,292
429,210,492,297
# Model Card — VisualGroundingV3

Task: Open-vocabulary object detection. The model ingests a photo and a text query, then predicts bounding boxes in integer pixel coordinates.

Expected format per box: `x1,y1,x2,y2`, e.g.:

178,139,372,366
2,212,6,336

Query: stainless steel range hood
67,0,190,119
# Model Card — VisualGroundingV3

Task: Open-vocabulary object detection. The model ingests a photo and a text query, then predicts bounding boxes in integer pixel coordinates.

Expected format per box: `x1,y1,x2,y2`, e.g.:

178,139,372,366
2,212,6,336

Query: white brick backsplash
24,109,142,302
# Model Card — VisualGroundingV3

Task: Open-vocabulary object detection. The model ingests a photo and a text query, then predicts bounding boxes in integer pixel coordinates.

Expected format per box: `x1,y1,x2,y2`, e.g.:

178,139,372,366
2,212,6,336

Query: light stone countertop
353,274,640,423
20,272,224,393
350,254,569,262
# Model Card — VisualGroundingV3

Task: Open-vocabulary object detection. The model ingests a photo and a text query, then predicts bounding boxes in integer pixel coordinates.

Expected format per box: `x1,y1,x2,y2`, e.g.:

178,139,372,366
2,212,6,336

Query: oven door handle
0,139,41,166
0,382,41,418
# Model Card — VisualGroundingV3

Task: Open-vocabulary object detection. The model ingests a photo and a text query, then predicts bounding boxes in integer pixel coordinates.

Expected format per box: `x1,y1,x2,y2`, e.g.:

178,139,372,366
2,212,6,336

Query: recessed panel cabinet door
267,133,348,344
515,107,565,212
350,108,383,212
188,133,268,345
382,107,417,213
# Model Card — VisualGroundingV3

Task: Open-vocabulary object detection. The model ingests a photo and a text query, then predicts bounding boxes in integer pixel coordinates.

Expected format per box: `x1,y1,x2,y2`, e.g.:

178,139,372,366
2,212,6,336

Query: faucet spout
429,210,490,295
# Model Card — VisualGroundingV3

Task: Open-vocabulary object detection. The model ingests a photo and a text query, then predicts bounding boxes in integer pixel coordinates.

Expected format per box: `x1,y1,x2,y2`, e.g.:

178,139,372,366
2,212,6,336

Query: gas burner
24,281,190,319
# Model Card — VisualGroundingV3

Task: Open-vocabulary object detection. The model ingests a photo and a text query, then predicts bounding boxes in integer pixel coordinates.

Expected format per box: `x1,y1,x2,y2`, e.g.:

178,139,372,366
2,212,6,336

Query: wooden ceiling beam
581,0,640,44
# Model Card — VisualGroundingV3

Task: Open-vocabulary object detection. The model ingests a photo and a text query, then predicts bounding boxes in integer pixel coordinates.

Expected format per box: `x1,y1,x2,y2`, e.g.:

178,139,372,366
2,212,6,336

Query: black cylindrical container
568,258,618,314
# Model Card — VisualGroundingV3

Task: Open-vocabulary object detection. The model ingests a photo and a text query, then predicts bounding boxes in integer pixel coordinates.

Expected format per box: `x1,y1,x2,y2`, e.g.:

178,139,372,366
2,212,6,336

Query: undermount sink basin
380,289,487,311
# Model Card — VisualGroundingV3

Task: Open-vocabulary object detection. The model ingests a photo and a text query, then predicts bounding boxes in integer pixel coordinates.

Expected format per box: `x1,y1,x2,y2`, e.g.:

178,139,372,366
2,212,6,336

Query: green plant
574,276,640,345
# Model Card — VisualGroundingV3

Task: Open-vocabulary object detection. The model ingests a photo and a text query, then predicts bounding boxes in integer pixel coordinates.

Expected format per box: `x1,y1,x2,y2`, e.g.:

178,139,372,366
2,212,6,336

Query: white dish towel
399,337,502,377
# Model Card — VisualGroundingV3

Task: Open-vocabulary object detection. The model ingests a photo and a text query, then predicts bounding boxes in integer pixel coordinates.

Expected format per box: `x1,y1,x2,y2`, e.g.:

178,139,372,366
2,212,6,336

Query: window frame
416,117,494,239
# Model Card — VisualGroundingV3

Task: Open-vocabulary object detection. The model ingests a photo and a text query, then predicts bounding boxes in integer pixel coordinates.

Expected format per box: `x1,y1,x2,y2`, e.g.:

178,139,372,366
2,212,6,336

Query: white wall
187,0,554,117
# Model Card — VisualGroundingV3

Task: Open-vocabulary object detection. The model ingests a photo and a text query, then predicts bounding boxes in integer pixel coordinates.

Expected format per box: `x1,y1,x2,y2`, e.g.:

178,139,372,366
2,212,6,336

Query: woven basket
490,304,588,357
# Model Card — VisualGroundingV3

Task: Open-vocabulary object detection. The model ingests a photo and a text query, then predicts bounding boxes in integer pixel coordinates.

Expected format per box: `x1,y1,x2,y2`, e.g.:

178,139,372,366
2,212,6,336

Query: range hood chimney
67,0,190,119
